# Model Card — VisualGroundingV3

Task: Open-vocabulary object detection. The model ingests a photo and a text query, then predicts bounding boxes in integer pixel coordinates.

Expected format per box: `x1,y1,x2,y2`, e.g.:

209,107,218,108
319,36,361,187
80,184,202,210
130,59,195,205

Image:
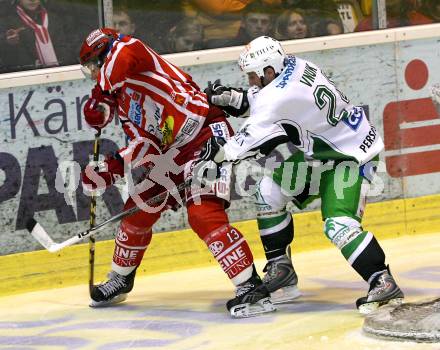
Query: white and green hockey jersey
223,56,384,164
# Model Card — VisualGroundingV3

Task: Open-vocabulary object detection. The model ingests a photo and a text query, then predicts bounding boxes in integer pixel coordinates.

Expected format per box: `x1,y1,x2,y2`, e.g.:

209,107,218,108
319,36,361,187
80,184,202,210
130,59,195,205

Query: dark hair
11,0,46,6
11,0,46,4
113,5,131,16
167,18,204,52
386,0,415,20
243,0,278,17
274,8,309,40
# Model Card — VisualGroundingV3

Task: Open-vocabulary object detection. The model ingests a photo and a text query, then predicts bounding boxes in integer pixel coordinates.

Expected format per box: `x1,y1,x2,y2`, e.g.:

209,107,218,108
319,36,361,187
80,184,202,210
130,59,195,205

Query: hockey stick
26,179,191,253
89,131,100,295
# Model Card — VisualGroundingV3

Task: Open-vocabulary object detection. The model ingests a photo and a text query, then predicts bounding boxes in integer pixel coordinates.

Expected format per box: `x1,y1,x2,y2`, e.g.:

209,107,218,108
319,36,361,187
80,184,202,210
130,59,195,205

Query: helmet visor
80,60,100,80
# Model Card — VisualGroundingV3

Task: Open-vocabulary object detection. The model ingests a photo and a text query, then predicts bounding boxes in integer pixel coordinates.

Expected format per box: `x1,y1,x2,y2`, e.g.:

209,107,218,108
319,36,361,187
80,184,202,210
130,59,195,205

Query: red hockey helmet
79,28,119,67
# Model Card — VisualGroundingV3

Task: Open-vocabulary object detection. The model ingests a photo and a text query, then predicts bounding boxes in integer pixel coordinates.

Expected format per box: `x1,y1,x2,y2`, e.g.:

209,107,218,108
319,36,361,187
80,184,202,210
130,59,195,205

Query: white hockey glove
205,79,249,117
199,136,226,164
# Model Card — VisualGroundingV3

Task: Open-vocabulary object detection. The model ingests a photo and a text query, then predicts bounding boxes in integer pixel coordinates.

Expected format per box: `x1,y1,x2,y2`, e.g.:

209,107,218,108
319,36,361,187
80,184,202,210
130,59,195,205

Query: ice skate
356,266,404,314
262,246,301,304
89,269,136,308
226,271,276,318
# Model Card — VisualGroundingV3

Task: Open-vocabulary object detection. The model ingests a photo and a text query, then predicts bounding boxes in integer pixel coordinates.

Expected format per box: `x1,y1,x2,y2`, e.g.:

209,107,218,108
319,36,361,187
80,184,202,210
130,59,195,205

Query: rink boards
1,192,440,297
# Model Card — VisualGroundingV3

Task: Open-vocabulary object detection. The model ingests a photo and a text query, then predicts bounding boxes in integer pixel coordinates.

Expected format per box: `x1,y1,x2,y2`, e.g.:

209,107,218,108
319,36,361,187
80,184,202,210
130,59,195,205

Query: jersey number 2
313,85,349,127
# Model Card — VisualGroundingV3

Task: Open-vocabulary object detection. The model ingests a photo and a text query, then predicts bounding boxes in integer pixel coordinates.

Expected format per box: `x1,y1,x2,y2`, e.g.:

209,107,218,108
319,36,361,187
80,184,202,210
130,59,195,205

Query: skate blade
230,297,276,318
358,297,404,315
89,293,128,308
271,285,301,304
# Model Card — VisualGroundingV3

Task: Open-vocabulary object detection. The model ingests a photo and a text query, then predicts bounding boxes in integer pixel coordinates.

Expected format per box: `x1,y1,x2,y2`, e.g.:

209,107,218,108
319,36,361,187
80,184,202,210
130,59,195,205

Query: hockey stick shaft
89,131,100,294
27,179,191,252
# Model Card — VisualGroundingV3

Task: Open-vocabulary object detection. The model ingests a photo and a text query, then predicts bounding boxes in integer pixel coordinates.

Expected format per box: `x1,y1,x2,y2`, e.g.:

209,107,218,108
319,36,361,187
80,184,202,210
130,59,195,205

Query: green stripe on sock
341,231,367,260
257,213,288,230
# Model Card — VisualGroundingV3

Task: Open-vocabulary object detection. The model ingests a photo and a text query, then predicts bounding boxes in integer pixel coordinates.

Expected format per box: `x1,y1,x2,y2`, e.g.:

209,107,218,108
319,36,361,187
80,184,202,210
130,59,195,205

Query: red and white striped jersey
96,34,210,168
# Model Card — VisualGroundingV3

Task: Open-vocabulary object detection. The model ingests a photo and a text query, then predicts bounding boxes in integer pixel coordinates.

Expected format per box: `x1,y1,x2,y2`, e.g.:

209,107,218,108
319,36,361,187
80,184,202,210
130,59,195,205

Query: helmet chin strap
97,36,117,68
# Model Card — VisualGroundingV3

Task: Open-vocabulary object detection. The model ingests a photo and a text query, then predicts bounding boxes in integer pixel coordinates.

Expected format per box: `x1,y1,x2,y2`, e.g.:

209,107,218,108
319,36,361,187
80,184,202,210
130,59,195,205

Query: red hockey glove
83,85,117,130
81,153,125,193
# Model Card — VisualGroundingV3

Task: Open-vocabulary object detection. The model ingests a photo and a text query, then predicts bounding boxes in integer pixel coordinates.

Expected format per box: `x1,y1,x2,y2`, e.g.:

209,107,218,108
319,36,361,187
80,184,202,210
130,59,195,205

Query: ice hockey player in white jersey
201,36,404,313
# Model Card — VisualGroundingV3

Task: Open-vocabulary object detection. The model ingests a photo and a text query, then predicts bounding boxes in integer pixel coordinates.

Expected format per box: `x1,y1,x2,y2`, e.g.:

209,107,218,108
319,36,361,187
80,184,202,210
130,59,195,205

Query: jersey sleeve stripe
126,78,207,120
145,45,189,83
102,39,138,92
139,72,209,110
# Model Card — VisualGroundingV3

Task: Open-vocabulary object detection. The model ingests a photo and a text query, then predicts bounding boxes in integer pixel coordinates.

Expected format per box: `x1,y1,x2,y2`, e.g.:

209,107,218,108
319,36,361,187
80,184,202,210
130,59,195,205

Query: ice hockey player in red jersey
78,28,274,317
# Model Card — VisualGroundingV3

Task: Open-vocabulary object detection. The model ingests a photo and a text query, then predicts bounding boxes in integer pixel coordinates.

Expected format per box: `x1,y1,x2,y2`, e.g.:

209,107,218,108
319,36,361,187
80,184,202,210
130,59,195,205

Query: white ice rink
1,232,440,350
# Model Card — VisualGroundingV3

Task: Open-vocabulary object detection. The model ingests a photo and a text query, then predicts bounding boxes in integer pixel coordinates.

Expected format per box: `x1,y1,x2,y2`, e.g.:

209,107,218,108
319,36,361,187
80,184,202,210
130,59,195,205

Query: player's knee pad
203,225,254,285
187,198,229,239
255,176,290,217
112,218,153,275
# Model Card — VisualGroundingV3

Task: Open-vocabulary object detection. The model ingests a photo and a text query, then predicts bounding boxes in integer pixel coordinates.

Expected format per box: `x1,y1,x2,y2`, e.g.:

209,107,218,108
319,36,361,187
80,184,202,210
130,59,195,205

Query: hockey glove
199,136,226,164
81,153,125,194
84,85,117,130
205,79,249,117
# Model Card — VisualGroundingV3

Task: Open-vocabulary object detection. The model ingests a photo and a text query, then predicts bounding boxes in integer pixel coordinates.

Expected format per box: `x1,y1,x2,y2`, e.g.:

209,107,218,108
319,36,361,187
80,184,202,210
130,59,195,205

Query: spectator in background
281,0,343,36
274,9,309,40
227,2,275,46
167,18,204,53
419,0,440,23
112,0,183,54
0,0,75,73
355,0,432,31
314,16,343,36
184,0,281,49
113,8,136,36
111,6,164,52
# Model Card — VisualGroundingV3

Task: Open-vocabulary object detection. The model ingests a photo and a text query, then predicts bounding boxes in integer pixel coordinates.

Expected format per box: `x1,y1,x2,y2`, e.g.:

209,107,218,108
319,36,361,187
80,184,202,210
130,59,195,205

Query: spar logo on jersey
276,56,297,89
210,121,230,140
343,106,364,131
217,166,229,194
208,241,224,256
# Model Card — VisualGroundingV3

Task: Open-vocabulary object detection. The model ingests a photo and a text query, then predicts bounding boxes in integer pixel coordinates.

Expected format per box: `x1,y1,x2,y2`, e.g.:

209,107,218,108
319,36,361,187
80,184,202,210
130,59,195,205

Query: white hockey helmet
238,36,286,79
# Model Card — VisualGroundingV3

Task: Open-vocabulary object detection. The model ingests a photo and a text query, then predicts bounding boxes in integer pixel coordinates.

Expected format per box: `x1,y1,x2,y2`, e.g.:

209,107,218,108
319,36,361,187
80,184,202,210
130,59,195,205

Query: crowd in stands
0,0,439,73
0,0,99,73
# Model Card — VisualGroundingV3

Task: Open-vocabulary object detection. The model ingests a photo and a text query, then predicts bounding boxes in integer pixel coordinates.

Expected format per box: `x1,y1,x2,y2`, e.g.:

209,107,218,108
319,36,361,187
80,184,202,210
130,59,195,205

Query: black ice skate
89,269,136,308
356,266,404,314
262,246,301,304
226,269,276,318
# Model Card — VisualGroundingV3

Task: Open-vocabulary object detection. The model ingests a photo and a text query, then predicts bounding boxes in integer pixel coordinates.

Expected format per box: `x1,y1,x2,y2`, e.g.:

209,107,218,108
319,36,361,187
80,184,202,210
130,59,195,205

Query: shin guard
111,221,152,275
204,225,254,285
324,216,386,282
